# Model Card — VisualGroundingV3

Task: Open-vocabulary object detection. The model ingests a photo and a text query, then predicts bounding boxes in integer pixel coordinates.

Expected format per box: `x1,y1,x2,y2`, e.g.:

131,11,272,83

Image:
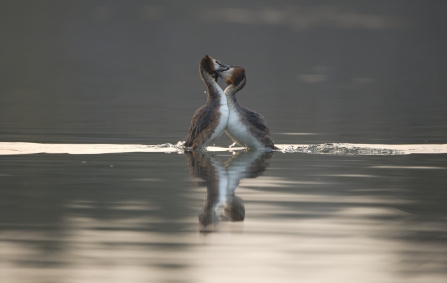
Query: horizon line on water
0,142,446,156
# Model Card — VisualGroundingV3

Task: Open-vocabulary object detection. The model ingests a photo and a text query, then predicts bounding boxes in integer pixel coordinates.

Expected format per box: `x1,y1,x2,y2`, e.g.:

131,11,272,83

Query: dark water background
1,1,446,282
2,0,447,145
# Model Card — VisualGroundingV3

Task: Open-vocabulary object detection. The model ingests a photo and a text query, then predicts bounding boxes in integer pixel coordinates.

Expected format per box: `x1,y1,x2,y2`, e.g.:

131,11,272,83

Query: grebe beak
218,66,235,79
215,61,230,72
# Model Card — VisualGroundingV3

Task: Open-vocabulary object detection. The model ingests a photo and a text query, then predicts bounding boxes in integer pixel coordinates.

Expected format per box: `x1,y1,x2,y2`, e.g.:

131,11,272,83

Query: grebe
220,66,277,151
184,55,230,150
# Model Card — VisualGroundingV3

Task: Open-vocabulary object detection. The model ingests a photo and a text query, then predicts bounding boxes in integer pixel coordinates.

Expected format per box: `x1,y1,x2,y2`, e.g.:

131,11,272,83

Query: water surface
1,149,446,282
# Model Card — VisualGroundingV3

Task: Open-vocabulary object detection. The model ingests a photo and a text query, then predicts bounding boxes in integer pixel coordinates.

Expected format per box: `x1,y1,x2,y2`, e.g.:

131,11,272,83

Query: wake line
0,142,446,156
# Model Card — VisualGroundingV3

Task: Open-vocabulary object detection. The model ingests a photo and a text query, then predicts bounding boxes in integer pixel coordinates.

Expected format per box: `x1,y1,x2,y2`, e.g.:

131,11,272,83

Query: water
1,150,446,282
1,1,447,282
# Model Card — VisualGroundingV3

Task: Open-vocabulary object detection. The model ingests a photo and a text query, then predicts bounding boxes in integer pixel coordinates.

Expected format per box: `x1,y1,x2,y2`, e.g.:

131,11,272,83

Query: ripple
0,142,446,156
278,143,405,155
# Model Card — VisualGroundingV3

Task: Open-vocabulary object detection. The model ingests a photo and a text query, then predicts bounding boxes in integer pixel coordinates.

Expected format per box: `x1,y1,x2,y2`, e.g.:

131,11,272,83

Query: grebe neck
200,67,221,102
224,76,246,102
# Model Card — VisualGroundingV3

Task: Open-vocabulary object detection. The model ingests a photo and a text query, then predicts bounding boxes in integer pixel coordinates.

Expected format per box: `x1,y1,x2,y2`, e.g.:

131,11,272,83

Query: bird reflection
186,150,274,232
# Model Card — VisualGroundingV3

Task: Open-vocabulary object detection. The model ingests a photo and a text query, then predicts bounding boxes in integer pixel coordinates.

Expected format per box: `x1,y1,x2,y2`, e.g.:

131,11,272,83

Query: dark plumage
184,101,221,149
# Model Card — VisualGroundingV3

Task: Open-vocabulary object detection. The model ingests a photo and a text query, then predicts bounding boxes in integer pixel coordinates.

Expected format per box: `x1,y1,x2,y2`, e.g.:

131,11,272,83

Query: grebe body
184,55,230,150
221,66,276,151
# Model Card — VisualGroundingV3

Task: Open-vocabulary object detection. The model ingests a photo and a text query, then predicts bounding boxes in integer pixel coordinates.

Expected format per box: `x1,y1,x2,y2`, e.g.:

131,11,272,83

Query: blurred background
1,0,446,145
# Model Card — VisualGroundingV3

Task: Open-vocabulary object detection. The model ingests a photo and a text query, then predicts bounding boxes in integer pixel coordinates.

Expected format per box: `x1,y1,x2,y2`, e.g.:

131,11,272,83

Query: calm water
1,1,447,282
1,151,446,282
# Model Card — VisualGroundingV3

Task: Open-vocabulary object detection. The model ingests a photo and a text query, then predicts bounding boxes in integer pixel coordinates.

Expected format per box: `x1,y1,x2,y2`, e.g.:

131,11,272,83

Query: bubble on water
279,143,404,155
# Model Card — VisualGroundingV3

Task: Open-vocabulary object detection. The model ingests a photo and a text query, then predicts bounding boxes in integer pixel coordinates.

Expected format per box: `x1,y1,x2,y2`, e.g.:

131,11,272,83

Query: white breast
201,88,229,148
225,103,264,149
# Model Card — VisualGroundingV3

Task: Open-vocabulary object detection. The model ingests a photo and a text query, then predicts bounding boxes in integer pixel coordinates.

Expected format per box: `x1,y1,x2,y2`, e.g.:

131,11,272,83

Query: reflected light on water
370,166,446,170
1,142,447,155
0,150,446,282
1,190,445,283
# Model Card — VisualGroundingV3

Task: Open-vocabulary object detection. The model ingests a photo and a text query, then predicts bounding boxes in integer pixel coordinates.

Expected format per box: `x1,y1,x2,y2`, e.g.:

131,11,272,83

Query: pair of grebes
184,55,277,151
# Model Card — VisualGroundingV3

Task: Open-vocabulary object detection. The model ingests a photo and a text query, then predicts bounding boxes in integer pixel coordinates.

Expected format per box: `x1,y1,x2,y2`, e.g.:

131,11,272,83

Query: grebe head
201,55,230,73
201,55,230,81
220,66,246,87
